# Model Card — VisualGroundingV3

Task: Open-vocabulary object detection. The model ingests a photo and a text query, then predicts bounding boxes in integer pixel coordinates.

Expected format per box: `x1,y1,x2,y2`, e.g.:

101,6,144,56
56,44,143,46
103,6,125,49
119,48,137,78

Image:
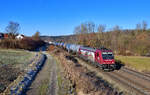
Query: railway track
72,55,150,95
121,67,150,82
106,71,150,95
115,67,150,95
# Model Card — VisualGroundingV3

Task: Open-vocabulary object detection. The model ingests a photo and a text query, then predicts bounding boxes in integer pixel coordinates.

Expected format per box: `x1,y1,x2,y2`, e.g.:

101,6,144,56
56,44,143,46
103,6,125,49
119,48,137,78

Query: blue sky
0,0,149,36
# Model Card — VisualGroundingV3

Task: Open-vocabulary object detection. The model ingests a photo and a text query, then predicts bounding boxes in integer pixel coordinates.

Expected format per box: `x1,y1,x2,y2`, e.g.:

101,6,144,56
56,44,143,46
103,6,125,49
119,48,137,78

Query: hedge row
0,37,45,50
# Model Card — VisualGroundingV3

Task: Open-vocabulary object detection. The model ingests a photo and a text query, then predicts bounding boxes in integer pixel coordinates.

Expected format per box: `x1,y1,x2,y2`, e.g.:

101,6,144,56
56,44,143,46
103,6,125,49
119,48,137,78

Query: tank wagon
51,42,116,71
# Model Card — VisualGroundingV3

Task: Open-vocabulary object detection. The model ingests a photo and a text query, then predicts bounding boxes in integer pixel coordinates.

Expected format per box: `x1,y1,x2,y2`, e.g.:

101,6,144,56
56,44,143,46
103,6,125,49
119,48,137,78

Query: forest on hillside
73,21,150,56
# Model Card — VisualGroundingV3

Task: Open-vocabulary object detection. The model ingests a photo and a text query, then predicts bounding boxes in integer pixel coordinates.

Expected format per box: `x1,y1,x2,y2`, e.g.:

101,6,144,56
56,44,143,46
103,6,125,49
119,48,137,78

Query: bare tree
97,24,106,46
111,25,121,53
74,24,87,45
32,31,40,40
86,22,95,33
5,21,20,39
136,21,148,32
74,22,96,45
98,24,106,33
136,23,141,33
74,26,81,35
142,21,148,32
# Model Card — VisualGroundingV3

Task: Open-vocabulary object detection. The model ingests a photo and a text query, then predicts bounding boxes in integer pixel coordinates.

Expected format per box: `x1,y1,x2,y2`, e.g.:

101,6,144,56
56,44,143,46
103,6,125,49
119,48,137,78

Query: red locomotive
79,46,115,70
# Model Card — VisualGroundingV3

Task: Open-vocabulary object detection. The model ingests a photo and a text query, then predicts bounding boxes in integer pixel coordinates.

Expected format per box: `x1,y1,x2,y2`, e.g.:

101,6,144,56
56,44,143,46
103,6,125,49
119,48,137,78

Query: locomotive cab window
102,52,114,59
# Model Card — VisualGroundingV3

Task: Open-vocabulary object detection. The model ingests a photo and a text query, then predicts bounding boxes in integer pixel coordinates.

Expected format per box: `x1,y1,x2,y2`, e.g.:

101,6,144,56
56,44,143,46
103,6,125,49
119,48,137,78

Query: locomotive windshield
102,52,114,59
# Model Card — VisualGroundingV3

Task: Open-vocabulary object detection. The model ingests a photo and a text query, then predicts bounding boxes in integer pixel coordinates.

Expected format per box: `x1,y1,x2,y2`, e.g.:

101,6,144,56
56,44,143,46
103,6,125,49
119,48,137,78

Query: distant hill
40,35,77,43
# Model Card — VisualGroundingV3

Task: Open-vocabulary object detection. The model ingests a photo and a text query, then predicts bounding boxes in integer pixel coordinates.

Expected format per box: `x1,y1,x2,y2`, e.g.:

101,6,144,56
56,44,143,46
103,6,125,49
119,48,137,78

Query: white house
16,34,24,39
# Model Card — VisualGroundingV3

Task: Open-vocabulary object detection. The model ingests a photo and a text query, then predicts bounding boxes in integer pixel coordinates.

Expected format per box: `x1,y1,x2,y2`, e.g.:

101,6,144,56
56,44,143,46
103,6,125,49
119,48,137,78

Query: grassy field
115,55,150,72
0,49,36,68
0,49,37,93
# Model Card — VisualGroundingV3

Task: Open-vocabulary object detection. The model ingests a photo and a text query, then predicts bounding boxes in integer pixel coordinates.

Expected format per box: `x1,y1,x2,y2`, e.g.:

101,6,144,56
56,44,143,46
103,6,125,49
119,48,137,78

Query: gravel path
26,53,58,95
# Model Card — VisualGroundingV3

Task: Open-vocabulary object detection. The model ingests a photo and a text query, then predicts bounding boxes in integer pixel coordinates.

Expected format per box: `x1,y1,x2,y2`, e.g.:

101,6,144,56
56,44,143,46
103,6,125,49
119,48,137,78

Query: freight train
51,42,116,71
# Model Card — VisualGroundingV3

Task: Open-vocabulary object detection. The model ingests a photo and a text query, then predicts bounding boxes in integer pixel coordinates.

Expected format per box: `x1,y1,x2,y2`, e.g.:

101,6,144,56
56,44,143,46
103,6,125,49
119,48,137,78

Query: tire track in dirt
47,55,58,95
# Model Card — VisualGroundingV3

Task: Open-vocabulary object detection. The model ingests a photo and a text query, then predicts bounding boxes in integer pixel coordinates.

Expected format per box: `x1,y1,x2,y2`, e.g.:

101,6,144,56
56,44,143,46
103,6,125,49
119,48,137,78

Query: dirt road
26,53,58,95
